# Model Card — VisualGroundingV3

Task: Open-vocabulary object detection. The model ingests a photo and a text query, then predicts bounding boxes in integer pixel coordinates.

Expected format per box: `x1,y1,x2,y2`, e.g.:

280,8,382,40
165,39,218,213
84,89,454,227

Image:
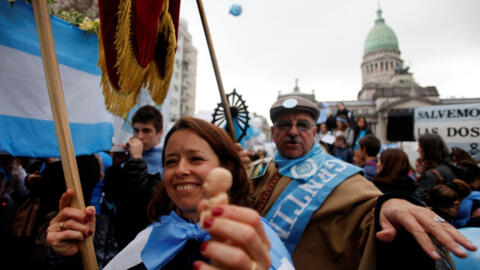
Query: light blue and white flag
0,1,113,157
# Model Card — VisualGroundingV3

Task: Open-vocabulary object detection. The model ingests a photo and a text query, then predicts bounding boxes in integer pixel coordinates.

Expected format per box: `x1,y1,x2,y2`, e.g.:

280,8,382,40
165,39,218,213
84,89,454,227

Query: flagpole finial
293,78,300,92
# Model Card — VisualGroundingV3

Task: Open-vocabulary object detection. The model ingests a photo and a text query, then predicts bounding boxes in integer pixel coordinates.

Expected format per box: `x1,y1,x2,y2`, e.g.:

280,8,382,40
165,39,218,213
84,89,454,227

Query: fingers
411,208,476,258
448,230,477,254
46,191,96,258
199,241,265,270
380,199,441,260
58,189,73,210
127,137,143,158
213,205,270,248
380,199,478,261
200,205,270,270
46,208,93,257
235,143,252,170
421,214,475,257
376,213,396,242
85,206,96,236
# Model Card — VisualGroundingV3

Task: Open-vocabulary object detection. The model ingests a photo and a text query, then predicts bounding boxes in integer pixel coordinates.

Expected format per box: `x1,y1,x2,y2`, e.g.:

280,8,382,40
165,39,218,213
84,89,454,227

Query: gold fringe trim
97,0,177,116
98,27,139,115
146,4,177,106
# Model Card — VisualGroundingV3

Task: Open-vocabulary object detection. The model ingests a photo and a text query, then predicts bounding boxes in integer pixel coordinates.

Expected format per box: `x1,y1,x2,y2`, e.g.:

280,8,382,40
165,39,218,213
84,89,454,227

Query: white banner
414,103,480,160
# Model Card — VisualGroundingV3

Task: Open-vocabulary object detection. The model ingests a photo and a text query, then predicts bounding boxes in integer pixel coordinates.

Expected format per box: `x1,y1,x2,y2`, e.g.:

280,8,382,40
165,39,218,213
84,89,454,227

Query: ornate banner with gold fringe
97,0,181,116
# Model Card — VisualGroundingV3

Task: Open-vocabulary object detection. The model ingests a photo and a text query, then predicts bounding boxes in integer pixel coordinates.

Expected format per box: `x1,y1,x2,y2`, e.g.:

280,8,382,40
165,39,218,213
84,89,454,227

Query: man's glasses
274,120,313,132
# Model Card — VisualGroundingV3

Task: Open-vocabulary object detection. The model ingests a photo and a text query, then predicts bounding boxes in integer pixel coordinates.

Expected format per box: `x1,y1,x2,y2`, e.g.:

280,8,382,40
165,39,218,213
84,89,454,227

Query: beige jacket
250,160,382,270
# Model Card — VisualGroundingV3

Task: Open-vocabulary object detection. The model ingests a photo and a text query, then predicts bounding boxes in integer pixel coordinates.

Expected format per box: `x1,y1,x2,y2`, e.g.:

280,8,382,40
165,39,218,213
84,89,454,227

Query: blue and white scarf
265,143,361,254
105,211,294,270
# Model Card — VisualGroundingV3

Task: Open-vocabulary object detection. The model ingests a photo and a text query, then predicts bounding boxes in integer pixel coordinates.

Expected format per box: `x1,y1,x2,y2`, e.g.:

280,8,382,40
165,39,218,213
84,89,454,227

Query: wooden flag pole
196,0,237,141
31,1,98,269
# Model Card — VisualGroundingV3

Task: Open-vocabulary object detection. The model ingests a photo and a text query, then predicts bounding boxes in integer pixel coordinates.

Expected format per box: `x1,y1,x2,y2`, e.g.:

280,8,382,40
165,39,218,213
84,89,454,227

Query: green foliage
6,0,99,34
57,10,84,25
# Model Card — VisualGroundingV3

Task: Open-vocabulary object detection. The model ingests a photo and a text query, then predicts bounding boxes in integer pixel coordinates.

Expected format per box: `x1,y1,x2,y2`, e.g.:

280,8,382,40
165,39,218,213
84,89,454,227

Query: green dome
364,9,399,55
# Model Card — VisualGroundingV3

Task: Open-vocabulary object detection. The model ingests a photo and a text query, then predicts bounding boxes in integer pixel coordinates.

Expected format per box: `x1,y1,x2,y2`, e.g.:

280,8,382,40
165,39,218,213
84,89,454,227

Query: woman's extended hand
377,198,477,260
195,204,271,270
45,189,96,257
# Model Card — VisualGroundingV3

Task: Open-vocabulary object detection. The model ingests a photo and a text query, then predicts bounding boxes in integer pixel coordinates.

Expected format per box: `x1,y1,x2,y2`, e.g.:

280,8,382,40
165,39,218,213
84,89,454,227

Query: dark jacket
103,158,161,249
415,163,458,202
333,146,353,163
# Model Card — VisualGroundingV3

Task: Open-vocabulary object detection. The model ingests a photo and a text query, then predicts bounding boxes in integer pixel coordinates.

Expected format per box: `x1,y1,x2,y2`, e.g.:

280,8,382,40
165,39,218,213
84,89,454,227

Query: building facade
167,19,198,124
280,8,480,143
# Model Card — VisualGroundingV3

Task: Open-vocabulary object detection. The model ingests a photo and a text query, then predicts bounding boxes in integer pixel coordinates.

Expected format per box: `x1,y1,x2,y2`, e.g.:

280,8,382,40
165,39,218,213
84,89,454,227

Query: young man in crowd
358,134,381,180
103,105,164,249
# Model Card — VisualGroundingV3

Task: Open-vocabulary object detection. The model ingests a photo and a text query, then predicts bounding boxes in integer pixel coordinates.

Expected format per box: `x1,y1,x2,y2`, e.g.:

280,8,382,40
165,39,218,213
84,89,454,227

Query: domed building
323,7,480,143
276,7,480,143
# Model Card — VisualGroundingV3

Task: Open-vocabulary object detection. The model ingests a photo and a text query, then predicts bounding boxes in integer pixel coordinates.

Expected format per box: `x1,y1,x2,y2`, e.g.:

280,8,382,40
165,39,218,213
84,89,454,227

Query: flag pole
31,1,98,269
196,0,237,141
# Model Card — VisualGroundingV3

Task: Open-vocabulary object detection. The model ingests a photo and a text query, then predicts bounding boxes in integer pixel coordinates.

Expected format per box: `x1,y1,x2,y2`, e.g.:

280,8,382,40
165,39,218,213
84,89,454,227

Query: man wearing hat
249,96,475,269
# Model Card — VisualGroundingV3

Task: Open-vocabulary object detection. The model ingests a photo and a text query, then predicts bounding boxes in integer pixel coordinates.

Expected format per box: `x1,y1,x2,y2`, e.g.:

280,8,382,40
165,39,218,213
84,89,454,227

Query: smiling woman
45,117,294,270
148,117,252,221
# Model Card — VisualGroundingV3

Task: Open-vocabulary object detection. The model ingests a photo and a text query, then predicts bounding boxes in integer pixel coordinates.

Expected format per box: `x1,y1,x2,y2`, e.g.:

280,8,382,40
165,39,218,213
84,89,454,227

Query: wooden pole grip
31,1,98,269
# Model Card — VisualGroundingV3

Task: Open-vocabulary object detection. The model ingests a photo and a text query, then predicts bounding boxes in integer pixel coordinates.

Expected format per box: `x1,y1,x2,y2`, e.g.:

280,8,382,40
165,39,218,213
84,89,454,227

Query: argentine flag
0,1,113,157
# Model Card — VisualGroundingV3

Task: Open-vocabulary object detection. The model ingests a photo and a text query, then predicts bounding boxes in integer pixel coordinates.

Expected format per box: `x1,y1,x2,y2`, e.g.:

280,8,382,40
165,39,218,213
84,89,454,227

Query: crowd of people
0,98,478,269
318,102,480,232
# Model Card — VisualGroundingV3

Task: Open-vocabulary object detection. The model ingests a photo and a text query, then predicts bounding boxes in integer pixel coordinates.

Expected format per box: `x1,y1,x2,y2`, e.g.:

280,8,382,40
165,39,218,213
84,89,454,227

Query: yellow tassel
98,26,138,115
97,0,177,116
114,0,148,96
147,1,177,105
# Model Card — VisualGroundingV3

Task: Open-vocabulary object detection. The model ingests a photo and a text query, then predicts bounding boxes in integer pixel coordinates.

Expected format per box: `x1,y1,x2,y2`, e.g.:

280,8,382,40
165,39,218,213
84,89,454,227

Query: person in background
353,149,366,167
11,155,100,268
415,134,463,203
45,117,293,270
373,149,416,195
353,116,372,151
414,158,425,180
452,161,480,228
103,105,164,249
358,135,381,181
332,135,353,163
335,101,355,128
325,112,337,131
428,180,471,224
450,147,477,167
333,115,354,147
315,122,334,153
0,166,18,263
0,155,30,204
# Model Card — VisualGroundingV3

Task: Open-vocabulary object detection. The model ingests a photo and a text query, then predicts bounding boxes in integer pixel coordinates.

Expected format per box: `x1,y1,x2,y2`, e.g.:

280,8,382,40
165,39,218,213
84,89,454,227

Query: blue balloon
229,4,242,16
452,227,480,270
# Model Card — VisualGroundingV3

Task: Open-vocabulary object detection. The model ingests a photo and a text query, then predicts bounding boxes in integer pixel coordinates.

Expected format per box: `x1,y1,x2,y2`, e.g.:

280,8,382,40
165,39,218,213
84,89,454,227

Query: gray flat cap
270,96,320,122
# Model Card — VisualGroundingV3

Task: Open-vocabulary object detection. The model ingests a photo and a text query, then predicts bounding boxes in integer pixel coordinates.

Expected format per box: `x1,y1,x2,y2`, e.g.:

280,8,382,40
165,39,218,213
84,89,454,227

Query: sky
179,0,480,122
